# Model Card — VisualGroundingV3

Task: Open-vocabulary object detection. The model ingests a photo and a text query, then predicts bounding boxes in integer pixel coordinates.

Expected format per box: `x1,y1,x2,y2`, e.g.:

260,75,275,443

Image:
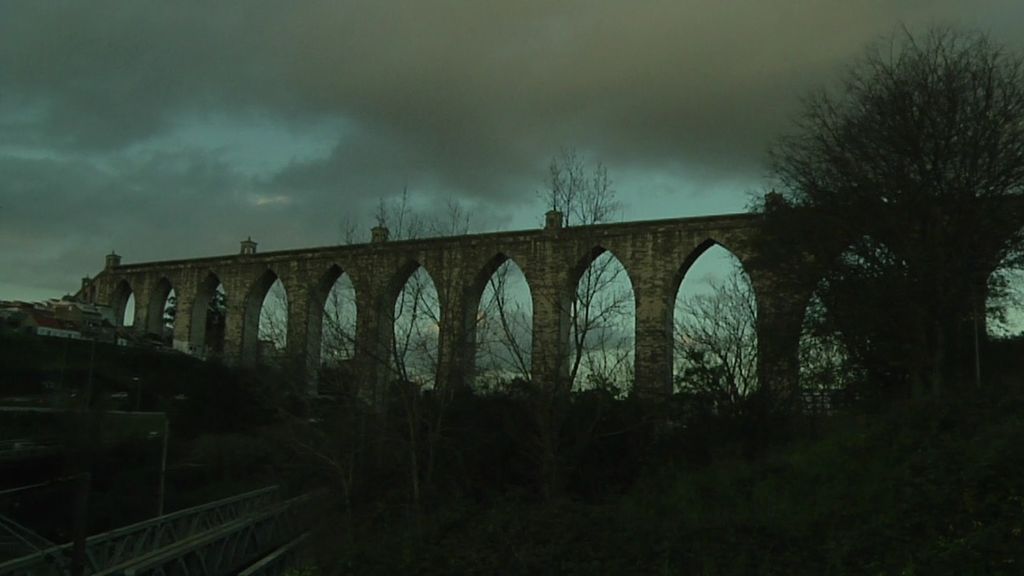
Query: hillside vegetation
3,333,1023,574
328,388,1024,575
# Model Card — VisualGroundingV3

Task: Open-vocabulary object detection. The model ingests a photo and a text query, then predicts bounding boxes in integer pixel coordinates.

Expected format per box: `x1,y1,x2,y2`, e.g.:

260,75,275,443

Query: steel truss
0,486,280,576
97,492,322,576
237,533,311,576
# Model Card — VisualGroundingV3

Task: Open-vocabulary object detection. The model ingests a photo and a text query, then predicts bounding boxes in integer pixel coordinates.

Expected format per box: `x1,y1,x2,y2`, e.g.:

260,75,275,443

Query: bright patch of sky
494,171,756,235
121,113,346,179
614,167,759,220
678,245,747,297
0,283,55,303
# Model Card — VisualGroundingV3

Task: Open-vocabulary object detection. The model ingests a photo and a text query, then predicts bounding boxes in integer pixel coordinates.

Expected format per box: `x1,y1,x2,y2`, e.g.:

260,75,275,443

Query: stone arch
470,253,515,302
379,258,447,341
671,239,760,398
382,259,438,304
977,231,1024,389
190,272,226,357
314,264,346,308
144,276,175,336
388,259,442,387
468,252,532,336
977,218,1024,338
566,245,637,393
568,245,637,294
242,268,289,364
470,252,534,389
985,255,1024,339
671,238,757,297
111,279,135,327
314,263,360,371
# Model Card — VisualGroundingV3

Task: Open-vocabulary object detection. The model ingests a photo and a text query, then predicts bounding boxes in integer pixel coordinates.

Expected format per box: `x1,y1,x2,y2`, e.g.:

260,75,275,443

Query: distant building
51,299,115,326
50,299,116,341
24,313,82,340
0,301,45,336
0,299,115,342
0,306,26,334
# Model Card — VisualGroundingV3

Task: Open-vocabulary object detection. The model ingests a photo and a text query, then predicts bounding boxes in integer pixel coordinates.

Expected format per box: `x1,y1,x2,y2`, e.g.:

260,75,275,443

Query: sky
2,1,1023,302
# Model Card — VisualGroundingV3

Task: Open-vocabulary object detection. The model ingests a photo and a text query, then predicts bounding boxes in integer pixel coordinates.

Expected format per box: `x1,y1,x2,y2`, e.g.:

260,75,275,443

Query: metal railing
0,514,55,563
97,491,324,576
237,533,311,576
0,486,280,576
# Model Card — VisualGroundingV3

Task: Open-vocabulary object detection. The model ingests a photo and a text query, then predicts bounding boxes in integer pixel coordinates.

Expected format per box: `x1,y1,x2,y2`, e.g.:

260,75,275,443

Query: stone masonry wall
78,213,804,398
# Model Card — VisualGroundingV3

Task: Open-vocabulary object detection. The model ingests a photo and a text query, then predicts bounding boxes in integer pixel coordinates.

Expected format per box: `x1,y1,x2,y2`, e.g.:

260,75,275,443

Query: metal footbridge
0,485,324,576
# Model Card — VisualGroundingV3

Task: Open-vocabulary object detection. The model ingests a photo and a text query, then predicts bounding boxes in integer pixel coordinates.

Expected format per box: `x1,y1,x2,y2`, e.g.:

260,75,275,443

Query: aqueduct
76,211,811,398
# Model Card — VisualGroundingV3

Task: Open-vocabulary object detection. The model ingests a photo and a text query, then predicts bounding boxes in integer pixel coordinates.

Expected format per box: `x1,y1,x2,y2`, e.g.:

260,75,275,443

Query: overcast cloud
2,1,1023,299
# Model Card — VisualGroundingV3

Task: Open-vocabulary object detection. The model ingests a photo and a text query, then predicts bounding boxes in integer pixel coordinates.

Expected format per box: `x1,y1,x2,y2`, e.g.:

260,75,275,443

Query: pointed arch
315,264,346,305
471,253,534,390
317,264,359,372
567,245,637,296
982,220,1024,339
242,268,288,364
671,238,758,298
145,277,174,336
111,279,135,328
384,259,438,305
567,245,636,394
672,241,759,399
191,272,226,358
470,252,512,299
390,260,441,388
986,263,1024,338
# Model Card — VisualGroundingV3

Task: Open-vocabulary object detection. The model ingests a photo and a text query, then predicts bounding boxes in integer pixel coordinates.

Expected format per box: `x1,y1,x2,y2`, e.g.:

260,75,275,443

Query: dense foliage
767,27,1024,396
4,329,1024,574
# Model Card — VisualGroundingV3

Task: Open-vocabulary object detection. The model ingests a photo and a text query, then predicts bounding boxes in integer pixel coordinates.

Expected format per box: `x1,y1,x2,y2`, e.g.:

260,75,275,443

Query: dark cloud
1,0,1023,297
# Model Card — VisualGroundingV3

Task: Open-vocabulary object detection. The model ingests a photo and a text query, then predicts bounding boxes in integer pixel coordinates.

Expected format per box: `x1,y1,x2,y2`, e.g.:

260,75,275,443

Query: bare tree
474,259,534,390
674,267,758,406
338,213,361,245
569,251,633,394
539,148,632,392
474,149,632,394
476,148,632,497
252,194,450,529
321,280,357,369
257,280,289,360
347,189,471,506
674,263,867,414
544,148,619,227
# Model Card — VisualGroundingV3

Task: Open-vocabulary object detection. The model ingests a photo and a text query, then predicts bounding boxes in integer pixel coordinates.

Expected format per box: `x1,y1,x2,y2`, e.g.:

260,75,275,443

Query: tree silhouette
769,27,1024,394
674,267,758,406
